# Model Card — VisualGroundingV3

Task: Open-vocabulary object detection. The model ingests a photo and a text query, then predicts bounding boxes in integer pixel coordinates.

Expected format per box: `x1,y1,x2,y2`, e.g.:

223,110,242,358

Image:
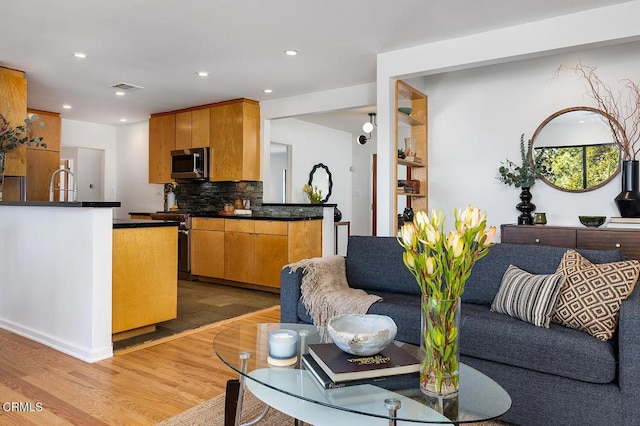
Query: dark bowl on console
579,215,606,227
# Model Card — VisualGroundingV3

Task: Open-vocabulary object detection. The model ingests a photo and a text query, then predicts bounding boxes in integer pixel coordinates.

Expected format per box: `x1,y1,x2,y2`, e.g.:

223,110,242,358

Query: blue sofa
280,236,640,426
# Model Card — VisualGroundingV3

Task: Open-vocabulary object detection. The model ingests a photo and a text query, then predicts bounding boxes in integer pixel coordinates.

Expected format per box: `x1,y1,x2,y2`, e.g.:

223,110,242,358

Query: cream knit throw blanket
287,255,382,340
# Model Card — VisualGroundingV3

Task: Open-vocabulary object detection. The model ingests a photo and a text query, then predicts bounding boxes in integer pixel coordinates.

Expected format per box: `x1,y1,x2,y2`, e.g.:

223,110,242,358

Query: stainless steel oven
150,212,191,280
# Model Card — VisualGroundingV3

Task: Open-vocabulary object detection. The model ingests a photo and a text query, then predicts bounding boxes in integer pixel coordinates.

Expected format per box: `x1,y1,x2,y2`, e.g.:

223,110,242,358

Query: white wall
421,42,640,231
61,119,117,202
351,133,376,236
115,121,164,218
376,0,640,235
270,119,352,218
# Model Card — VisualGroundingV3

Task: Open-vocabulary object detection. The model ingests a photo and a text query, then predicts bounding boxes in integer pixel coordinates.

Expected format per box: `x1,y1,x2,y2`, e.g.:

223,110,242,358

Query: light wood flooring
0,306,280,425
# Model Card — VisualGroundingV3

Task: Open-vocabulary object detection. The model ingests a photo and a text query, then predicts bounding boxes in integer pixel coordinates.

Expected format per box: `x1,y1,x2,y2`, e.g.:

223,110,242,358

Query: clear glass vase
420,296,461,398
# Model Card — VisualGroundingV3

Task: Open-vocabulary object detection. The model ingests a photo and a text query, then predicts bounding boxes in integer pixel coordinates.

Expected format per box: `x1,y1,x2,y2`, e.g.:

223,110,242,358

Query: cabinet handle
616,243,621,248
535,238,540,243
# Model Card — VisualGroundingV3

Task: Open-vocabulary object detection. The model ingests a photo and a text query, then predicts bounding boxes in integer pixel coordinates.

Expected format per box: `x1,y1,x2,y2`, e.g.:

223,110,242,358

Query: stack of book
607,217,640,228
302,342,420,390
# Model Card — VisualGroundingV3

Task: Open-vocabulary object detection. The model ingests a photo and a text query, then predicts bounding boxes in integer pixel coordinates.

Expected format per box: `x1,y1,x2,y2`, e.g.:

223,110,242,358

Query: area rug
158,389,511,426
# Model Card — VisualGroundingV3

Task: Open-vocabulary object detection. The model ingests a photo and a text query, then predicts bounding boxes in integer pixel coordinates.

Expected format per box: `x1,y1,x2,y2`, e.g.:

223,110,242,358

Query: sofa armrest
280,266,305,323
618,285,640,424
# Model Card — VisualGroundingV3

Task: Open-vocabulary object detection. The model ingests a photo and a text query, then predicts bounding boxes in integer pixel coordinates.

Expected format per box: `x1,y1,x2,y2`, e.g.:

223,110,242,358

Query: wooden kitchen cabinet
27,109,61,151
175,109,210,150
190,217,225,278
26,109,61,201
224,219,256,283
501,224,640,261
26,150,60,201
255,221,289,288
210,99,260,181
0,67,27,179
191,217,322,290
148,114,175,183
112,225,178,335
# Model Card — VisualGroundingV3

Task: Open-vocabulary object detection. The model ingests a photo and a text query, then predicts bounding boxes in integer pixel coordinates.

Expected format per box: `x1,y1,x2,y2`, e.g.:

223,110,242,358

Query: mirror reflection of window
532,107,621,193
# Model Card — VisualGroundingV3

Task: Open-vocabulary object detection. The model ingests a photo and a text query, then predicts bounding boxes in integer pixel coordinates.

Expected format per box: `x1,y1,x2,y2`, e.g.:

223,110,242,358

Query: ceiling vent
110,82,144,91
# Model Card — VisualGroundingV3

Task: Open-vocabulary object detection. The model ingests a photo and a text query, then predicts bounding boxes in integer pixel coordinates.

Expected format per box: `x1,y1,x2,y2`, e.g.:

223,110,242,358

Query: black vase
615,160,640,218
334,206,342,222
402,207,414,223
516,187,536,225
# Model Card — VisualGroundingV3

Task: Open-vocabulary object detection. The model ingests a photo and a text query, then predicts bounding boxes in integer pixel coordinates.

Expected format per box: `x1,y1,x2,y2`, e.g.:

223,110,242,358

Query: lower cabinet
191,217,322,289
501,224,640,261
112,226,178,335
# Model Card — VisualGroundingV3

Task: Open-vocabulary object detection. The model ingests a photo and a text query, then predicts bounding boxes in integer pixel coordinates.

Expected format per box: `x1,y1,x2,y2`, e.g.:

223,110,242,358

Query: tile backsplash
167,181,263,213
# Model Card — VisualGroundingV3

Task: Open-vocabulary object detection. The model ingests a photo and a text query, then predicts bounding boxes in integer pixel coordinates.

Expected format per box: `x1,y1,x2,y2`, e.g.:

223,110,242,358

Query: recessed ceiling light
284,49,298,56
197,71,209,77
62,104,72,109
263,89,273,93
115,91,126,96
72,52,87,59
120,118,128,123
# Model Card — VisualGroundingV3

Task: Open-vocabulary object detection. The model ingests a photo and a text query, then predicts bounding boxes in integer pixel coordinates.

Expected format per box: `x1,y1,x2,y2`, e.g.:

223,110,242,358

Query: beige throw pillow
553,250,640,341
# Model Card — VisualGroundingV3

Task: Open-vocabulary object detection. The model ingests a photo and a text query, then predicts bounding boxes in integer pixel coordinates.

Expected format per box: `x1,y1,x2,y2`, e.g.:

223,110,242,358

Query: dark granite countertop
1,201,121,208
113,219,180,229
261,203,337,207
190,211,322,221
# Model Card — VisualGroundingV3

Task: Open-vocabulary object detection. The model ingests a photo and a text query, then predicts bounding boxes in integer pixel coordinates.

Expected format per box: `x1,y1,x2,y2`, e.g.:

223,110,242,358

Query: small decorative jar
533,212,547,225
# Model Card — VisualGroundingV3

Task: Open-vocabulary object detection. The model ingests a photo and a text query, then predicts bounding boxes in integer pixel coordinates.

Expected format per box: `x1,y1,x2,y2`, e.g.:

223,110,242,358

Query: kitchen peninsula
0,201,178,363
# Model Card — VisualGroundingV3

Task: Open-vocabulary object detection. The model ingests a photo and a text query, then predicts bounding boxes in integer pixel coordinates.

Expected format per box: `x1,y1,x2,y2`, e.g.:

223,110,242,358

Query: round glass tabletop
213,323,511,424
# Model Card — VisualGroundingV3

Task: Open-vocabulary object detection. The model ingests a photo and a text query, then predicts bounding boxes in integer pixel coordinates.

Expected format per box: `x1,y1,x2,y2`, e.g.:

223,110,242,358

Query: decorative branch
559,62,640,160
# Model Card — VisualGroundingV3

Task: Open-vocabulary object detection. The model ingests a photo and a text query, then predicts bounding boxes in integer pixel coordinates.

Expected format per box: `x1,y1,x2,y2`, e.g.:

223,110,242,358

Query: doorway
268,142,292,203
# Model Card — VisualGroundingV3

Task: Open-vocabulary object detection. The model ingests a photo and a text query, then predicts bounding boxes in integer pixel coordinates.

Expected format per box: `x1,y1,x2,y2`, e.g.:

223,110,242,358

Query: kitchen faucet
49,168,78,202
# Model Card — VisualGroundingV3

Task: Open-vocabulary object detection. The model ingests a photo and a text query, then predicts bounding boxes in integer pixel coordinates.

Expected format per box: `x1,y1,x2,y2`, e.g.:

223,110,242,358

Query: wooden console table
501,224,640,261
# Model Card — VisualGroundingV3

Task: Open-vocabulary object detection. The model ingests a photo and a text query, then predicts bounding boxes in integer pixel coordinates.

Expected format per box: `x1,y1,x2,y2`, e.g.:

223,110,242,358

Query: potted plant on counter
498,134,553,225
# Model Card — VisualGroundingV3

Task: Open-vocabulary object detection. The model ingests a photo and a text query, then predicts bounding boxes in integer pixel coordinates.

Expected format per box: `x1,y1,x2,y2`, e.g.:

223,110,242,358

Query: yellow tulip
426,256,435,275
482,225,497,246
447,231,464,258
400,224,415,247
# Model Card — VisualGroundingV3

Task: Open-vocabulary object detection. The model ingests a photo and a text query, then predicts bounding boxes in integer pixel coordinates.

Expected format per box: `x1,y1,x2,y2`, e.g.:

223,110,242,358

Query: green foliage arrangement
498,134,553,188
0,113,46,152
302,183,322,204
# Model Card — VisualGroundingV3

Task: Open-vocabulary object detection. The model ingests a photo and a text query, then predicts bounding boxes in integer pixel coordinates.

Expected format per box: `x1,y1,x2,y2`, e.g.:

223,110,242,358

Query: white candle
268,329,298,359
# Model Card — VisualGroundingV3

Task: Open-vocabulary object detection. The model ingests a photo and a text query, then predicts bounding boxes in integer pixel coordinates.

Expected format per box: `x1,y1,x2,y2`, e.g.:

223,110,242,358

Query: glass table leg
385,398,401,426
234,351,252,426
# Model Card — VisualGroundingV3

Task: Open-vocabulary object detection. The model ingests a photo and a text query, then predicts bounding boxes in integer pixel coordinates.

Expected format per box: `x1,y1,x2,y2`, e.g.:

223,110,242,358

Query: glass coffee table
213,323,511,426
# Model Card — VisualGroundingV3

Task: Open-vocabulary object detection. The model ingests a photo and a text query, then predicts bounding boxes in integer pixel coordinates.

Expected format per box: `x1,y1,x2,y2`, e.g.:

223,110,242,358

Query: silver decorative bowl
327,314,397,356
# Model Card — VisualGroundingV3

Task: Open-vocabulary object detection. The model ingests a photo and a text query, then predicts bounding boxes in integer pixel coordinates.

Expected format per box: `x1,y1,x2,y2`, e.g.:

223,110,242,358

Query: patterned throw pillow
553,250,640,341
491,265,566,328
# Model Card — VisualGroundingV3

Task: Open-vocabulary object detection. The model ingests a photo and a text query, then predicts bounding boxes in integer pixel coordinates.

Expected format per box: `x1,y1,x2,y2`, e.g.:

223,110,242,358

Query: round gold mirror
531,106,623,192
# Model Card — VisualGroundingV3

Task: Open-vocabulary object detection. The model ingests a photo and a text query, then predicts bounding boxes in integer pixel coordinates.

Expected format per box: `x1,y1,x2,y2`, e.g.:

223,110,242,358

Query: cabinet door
255,234,288,288
500,225,576,247
224,231,255,283
577,229,640,261
175,111,191,150
191,108,210,148
27,109,61,151
191,229,225,278
1,70,27,177
148,114,175,183
288,220,322,262
26,149,60,201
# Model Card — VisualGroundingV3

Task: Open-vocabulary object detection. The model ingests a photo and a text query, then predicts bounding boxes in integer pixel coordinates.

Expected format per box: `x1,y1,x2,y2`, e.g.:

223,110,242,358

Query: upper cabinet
149,114,176,183
210,99,260,181
148,98,259,184
175,108,210,150
26,109,61,201
0,67,27,177
394,80,428,233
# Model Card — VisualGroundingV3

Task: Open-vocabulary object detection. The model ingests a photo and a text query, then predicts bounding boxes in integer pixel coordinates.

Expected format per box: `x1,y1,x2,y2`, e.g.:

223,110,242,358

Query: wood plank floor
0,306,281,425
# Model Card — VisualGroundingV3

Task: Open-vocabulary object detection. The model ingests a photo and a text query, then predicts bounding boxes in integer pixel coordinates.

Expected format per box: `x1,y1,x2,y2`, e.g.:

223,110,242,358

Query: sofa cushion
462,243,625,306
553,249,640,341
491,265,566,328
461,303,617,384
345,236,421,295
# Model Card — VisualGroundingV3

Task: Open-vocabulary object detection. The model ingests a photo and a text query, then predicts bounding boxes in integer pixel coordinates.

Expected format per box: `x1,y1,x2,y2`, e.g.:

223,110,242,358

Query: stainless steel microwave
171,147,209,180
